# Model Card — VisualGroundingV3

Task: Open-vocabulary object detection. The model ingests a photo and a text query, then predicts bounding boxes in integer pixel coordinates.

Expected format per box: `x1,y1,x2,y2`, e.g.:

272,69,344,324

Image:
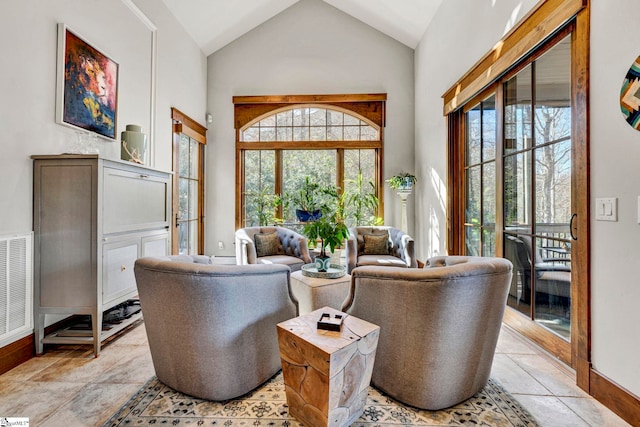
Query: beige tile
40,382,143,427
96,345,155,384
509,353,587,398
491,353,551,395
0,381,86,424
0,354,68,382
108,321,148,346
496,327,539,354
35,346,126,383
560,396,632,427
514,394,591,426
104,321,149,349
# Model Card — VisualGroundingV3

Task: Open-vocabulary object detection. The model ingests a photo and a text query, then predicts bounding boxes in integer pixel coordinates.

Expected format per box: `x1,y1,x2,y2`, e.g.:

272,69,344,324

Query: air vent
0,233,33,347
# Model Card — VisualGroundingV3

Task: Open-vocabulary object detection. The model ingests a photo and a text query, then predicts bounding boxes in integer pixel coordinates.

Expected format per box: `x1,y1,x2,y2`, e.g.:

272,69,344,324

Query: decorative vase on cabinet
32,154,171,356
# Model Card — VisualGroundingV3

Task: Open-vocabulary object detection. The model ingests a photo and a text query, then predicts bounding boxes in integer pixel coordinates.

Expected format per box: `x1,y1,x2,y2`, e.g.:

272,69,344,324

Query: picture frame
56,23,119,140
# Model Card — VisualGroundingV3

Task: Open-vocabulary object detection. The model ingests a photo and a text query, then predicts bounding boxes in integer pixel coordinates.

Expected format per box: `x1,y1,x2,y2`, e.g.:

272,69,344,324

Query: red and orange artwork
61,27,118,138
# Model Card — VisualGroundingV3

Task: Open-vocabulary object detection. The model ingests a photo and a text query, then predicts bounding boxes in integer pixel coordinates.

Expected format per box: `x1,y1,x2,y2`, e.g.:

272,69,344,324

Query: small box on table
277,306,379,427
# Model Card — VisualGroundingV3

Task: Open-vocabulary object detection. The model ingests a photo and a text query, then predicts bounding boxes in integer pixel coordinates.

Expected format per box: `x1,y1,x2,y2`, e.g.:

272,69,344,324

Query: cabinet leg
92,311,103,357
35,313,45,355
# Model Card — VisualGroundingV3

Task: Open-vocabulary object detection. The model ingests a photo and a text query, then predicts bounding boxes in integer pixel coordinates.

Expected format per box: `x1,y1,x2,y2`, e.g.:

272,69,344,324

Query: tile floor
0,321,630,426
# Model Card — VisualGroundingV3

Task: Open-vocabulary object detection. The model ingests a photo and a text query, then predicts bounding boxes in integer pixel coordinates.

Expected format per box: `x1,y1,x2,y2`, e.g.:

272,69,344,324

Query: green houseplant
386,172,417,191
289,177,325,222
302,187,349,271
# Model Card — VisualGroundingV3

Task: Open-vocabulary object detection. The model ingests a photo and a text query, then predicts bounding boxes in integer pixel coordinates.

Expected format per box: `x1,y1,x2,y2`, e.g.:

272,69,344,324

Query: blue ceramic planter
296,209,322,222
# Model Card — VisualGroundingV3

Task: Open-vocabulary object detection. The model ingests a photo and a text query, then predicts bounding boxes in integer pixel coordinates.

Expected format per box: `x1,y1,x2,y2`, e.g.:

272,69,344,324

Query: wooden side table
290,270,351,314
277,307,379,427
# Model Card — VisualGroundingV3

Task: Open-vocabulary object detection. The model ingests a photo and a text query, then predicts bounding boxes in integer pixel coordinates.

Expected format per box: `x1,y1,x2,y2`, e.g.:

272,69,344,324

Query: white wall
415,0,640,399
134,0,208,172
589,0,640,397
0,0,206,329
206,0,415,256
414,0,539,260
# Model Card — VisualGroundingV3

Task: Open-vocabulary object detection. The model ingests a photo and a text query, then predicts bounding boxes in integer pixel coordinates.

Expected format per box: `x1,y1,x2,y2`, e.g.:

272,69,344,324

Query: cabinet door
102,239,140,307
142,232,169,257
102,167,169,234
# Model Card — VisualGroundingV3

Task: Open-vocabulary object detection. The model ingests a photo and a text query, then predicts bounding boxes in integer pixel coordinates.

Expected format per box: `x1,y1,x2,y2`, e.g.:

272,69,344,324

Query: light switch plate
595,197,617,221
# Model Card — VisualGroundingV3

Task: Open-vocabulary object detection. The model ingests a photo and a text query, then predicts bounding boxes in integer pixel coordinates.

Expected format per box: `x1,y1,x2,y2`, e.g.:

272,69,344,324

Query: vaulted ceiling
160,0,443,56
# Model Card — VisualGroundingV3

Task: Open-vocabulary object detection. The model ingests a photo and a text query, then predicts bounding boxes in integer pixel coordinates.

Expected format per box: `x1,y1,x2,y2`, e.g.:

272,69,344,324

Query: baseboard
0,333,34,375
0,316,79,375
589,368,640,427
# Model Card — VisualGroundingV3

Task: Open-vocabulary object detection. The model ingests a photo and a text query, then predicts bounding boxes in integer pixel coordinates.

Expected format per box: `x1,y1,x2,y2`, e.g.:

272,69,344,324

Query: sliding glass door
503,36,572,339
461,33,574,348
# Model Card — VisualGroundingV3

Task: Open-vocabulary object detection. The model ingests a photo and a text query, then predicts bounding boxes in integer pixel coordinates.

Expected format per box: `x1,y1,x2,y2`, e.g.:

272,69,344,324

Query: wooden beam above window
233,94,387,130
441,0,587,115
232,93,387,104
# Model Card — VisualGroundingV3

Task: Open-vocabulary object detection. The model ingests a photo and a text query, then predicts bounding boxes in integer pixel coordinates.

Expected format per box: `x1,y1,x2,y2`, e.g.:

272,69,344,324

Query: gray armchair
134,255,298,401
235,226,312,271
342,255,512,410
345,226,417,273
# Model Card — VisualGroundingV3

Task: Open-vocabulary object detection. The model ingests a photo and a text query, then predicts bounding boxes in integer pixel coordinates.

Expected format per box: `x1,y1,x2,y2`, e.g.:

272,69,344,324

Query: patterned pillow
254,231,282,257
363,232,390,255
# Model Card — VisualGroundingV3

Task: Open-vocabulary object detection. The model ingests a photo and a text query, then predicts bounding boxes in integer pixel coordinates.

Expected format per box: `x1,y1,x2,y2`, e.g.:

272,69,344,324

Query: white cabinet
32,155,171,356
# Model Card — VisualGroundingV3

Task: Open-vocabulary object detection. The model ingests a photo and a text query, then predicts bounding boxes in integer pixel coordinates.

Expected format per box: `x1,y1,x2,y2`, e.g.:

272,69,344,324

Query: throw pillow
363,232,390,255
254,231,282,257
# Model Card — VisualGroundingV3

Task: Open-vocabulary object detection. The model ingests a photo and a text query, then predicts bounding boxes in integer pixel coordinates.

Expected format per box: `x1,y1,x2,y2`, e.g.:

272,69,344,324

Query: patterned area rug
103,373,539,426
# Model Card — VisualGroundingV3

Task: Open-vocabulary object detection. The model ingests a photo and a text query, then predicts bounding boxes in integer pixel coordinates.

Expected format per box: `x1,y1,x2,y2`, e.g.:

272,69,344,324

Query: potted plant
302,188,349,272
386,172,417,192
289,176,325,222
288,177,339,222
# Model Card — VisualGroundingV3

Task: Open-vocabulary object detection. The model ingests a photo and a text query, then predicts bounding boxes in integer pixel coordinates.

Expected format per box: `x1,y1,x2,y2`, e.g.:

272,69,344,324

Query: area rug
103,373,539,426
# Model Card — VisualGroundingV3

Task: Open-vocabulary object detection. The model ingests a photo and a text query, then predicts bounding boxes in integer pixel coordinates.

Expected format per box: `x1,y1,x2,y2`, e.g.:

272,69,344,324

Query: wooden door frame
442,4,640,425
171,108,207,255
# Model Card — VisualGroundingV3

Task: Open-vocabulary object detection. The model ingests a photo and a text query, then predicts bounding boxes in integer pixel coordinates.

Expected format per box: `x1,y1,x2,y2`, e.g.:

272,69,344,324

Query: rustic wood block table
277,306,379,427
290,270,351,314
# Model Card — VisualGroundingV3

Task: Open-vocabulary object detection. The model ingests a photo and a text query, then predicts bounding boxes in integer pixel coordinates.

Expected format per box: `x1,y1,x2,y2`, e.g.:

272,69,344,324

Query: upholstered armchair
342,255,512,410
134,255,298,401
345,226,417,273
235,226,312,271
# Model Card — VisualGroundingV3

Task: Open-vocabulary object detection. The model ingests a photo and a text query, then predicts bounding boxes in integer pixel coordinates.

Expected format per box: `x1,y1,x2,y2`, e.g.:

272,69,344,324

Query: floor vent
0,233,33,347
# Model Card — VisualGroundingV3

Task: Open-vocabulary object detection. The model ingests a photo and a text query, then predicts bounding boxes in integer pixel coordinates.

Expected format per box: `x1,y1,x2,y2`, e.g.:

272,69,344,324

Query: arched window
240,105,380,142
234,94,386,228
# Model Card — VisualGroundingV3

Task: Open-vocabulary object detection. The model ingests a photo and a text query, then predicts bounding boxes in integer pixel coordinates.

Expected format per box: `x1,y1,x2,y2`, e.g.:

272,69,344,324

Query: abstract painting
620,55,640,130
56,24,118,139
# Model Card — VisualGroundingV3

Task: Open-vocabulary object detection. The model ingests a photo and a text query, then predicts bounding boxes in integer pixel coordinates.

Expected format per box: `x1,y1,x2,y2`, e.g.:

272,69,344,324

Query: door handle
569,213,578,240
175,213,180,228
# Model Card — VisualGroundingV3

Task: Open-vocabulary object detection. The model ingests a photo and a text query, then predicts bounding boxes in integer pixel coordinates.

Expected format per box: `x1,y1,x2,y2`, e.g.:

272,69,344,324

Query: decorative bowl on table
301,263,346,279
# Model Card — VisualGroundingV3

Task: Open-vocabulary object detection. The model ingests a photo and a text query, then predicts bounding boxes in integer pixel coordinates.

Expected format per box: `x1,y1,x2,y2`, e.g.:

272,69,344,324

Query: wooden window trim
234,94,386,229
